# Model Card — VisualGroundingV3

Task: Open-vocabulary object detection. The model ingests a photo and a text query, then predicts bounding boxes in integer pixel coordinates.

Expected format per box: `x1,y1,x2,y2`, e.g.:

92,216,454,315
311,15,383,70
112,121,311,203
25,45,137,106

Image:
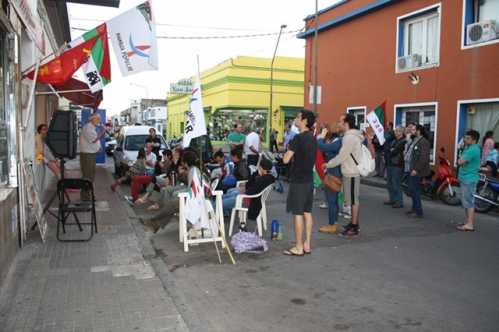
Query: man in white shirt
79,113,106,200
244,128,260,167
144,142,157,175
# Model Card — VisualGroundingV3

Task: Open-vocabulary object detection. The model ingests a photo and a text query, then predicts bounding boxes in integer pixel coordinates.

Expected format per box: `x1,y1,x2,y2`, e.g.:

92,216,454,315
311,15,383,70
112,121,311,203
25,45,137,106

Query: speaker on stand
39,110,78,221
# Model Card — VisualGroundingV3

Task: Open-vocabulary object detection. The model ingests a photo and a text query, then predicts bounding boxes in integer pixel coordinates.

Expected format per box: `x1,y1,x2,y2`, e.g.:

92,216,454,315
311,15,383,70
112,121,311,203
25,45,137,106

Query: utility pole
312,0,319,113
269,24,287,144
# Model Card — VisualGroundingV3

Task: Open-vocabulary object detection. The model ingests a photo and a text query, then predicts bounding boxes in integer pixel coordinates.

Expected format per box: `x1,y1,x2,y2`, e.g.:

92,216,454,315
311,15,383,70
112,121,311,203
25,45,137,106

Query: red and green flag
367,100,387,145
25,37,98,85
69,24,111,92
25,23,110,93
373,100,386,128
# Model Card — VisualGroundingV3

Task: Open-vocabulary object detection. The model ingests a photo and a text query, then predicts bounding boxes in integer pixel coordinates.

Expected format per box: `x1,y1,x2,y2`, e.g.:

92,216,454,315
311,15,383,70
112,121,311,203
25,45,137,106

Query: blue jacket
318,137,342,177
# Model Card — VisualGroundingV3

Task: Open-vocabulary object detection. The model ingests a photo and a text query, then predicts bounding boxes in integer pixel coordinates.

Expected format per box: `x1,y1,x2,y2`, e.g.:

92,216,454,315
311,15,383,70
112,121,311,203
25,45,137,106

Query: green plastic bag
338,191,344,206
313,168,322,189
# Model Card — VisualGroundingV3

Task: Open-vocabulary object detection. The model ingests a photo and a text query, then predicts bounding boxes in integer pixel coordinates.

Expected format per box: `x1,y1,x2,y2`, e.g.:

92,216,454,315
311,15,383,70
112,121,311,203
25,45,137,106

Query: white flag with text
183,80,207,148
107,1,158,76
366,111,385,145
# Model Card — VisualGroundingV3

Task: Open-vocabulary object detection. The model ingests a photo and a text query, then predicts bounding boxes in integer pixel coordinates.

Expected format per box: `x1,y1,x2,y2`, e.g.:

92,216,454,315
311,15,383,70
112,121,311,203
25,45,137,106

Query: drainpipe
312,0,319,113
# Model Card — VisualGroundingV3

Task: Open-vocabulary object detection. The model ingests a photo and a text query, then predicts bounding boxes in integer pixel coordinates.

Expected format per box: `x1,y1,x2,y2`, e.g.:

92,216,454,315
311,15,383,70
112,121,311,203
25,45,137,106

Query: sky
68,0,337,116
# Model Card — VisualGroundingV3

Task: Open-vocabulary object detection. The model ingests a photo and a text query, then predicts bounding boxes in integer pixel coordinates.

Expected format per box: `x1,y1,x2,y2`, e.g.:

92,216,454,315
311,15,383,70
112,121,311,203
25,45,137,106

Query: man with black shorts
283,110,317,256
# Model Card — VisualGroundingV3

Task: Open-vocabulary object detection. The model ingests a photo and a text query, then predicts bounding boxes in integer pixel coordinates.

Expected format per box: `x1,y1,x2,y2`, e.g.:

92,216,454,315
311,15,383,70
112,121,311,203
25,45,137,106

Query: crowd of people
103,124,278,234
62,110,497,249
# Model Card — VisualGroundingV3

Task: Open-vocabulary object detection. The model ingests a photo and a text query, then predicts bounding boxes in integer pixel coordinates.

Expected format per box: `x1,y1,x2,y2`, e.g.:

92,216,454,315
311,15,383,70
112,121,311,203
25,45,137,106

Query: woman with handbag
317,124,343,234
110,148,147,191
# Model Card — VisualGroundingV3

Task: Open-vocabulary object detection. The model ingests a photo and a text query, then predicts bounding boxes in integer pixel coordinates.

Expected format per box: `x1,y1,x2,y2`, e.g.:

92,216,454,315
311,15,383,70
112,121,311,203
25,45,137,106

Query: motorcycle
474,174,499,213
402,147,461,205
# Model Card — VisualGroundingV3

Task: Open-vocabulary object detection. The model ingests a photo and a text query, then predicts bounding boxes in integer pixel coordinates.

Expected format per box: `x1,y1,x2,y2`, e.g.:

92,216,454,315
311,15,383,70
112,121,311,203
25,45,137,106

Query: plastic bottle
277,222,283,240
271,219,279,240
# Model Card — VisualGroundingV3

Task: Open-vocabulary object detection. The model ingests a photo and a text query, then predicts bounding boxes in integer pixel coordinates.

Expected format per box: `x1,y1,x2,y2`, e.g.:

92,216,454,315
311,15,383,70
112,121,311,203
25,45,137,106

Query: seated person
141,149,204,233
481,142,498,177
144,142,157,176
136,175,178,211
111,148,147,191
222,156,275,218
231,148,250,183
160,149,173,174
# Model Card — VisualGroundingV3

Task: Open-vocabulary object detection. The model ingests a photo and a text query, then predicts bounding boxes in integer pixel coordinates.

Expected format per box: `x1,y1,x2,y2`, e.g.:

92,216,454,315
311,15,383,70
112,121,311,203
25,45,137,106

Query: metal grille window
400,106,437,163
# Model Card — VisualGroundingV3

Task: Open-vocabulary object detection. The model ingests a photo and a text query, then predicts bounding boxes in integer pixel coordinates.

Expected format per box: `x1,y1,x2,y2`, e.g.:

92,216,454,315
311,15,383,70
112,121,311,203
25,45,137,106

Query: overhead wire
70,27,305,39
70,17,278,32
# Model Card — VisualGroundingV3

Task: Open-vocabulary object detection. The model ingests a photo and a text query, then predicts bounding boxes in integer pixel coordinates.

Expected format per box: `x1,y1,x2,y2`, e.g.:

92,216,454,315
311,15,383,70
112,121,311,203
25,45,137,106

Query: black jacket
233,160,250,181
409,136,431,177
388,137,406,167
246,173,275,220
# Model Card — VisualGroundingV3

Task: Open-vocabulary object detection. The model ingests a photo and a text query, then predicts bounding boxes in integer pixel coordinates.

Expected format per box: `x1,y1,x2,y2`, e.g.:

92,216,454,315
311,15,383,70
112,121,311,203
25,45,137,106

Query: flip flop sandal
283,247,304,256
456,225,475,232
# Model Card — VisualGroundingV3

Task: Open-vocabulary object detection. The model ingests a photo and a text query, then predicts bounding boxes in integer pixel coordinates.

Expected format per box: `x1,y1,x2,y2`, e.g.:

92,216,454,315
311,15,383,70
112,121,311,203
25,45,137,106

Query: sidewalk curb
361,178,387,189
108,171,210,332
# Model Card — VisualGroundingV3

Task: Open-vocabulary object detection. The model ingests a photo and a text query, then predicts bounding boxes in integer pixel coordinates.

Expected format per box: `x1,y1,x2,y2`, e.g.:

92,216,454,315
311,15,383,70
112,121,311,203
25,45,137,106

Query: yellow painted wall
167,56,304,142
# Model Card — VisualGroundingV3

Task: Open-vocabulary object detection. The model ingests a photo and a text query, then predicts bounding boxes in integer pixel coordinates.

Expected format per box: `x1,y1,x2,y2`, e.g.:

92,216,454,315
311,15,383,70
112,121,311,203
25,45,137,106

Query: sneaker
319,202,328,209
340,224,359,237
343,213,352,220
124,196,135,206
319,224,338,234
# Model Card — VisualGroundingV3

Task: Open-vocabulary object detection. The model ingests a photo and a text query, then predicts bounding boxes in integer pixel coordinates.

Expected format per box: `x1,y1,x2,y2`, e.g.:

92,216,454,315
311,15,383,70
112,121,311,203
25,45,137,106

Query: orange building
298,0,499,162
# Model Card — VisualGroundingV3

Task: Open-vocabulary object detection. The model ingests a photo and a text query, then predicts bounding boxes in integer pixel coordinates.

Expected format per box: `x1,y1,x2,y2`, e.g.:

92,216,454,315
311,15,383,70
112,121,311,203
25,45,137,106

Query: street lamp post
269,24,287,145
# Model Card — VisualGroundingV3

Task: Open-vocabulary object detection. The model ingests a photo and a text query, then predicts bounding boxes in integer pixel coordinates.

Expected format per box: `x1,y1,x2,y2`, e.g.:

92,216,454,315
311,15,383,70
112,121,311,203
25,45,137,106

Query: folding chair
56,178,98,242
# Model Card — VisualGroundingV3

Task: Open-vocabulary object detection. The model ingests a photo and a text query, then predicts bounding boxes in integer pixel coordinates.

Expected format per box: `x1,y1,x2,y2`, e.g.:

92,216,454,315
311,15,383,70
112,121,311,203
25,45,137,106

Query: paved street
1,165,498,332
145,179,499,332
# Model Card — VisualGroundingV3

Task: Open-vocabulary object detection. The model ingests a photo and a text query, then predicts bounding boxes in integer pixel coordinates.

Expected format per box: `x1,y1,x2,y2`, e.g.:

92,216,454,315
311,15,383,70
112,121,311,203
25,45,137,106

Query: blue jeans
408,175,423,216
387,166,403,206
222,188,241,216
324,188,339,225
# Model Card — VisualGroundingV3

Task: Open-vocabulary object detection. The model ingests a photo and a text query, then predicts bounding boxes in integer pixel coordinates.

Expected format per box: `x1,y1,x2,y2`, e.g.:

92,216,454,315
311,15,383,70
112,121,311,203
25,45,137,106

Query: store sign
9,0,45,54
170,78,193,94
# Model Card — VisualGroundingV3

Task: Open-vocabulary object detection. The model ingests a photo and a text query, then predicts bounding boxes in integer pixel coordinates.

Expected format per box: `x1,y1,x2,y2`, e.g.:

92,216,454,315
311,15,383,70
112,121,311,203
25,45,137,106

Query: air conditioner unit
466,20,497,45
397,54,422,70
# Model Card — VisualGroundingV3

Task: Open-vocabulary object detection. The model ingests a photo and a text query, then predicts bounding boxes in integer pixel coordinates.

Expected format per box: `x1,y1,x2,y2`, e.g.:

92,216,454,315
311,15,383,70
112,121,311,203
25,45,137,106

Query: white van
112,126,167,175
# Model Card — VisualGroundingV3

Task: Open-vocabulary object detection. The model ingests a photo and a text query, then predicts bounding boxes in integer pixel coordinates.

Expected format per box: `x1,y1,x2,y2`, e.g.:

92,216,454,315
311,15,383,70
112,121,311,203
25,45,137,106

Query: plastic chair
228,184,273,237
56,178,97,242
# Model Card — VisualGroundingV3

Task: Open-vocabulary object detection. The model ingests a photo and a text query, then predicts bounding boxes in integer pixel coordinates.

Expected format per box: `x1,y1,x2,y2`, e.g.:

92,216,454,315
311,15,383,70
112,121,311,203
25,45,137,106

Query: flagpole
21,42,68,77
35,88,93,95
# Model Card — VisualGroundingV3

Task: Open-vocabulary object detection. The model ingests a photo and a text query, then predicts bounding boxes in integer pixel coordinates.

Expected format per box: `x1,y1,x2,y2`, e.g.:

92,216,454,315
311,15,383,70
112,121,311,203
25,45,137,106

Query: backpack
350,143,375,177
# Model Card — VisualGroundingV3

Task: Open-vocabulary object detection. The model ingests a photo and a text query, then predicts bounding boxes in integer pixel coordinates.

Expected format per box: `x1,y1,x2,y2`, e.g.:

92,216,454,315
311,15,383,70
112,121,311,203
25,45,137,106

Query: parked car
112,126,168,176
105,136,117,156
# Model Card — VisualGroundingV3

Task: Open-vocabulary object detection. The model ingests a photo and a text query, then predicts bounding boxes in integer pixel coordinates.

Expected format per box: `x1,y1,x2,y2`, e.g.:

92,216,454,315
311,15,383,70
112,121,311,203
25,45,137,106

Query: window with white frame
347,107,366,129
462,0,499,47
397,5,440,71
397,105,437,162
